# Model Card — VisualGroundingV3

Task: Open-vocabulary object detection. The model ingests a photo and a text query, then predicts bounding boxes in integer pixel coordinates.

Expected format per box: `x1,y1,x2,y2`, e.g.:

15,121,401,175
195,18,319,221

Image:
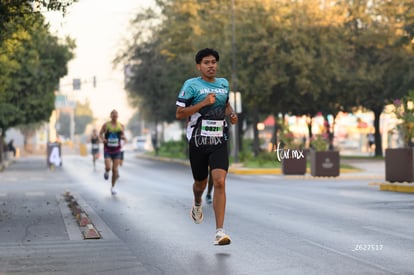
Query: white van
134,136,148,151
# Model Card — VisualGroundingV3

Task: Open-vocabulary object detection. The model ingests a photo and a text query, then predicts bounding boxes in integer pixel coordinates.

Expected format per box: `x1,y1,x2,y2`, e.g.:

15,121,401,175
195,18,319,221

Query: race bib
107,136,119,147
200,120,224,137
92,144,99,149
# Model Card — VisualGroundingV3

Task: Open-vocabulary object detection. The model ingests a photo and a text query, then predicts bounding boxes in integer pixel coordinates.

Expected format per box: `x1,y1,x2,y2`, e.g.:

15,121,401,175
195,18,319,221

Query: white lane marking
25,191,46,196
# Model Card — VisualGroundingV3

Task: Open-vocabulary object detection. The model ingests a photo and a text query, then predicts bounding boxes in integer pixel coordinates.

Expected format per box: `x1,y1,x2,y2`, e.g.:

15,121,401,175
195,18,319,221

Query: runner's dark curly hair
195,48,219,64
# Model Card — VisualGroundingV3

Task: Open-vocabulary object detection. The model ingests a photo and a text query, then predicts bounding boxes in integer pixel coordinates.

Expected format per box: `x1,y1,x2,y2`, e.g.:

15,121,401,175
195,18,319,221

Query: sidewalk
341,158,414,193
0,157,78,243
0,154,16,171
0,155,148,274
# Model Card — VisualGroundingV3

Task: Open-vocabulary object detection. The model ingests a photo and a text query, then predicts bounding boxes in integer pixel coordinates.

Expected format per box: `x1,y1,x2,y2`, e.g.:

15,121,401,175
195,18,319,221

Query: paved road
1,151,413,274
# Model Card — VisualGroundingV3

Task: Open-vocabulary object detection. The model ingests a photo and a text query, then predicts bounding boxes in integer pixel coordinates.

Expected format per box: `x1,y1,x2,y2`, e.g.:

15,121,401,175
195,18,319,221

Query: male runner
99,109,127,195
89,129,100,171
176,48,238,245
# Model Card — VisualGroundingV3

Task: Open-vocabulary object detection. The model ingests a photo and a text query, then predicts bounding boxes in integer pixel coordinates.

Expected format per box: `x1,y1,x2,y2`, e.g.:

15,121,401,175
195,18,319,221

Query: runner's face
198,55,217,81
111,111,118,121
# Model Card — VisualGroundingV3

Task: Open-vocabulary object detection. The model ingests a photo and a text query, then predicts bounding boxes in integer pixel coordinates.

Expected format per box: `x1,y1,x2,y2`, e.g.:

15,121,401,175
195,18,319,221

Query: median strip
64,191,102,239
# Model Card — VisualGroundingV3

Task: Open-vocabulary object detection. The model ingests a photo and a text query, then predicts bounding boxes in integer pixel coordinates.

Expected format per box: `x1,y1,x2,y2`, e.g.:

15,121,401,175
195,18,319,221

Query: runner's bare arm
225,101,238,125
176,93,216,120
225,101,234,116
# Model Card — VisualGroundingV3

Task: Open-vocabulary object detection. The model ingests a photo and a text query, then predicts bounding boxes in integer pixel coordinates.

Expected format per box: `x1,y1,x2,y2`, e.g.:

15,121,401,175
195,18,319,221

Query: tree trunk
237,113,244,153
252,106,260,157
153,120,159,156
373,109,383,157
307,115,313,143
0,133,4,164
325,114,336,151
270,114,279,152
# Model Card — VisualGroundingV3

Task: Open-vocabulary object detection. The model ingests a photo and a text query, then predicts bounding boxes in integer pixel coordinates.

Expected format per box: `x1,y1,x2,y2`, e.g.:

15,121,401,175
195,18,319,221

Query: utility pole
231,0,239,163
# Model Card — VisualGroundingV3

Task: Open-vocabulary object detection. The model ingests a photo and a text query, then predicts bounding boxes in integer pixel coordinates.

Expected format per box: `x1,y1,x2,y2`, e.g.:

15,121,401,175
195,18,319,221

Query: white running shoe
111,187,117,195
104,171,109,180
214,229,231,245
190,203,203,224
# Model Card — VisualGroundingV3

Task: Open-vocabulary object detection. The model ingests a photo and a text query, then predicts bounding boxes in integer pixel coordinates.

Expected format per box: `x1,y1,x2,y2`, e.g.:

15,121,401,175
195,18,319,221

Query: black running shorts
189,142,229,181
104,151,122,160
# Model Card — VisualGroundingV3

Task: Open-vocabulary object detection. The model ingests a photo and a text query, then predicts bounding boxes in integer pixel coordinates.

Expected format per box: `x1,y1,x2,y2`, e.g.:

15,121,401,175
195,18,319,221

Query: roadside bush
155,137,280,168
156,139,187,159
237,139,280,168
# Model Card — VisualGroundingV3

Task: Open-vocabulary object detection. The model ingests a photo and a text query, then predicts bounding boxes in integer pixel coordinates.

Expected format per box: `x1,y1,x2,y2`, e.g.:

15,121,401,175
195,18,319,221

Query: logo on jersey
199,88,227,95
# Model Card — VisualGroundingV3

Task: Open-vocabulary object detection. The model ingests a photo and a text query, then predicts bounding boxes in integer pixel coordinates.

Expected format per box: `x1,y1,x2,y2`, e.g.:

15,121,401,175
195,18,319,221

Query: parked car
133,136,148,151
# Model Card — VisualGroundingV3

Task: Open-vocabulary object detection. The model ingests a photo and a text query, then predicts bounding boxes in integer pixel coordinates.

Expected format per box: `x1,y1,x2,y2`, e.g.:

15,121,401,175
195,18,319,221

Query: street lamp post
231,0,239,163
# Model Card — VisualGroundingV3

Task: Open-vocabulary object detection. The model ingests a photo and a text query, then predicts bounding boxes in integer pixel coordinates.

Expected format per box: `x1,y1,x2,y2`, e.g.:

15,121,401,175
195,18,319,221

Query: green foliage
57,113,71,138
156,140,187,159
392,90,414,147
117,0,414,158
310,134,330,152
236,138,280,167
127,111,143,137
156,137,281,167
0,0,75,135
242,152,281,168
75,115,93,135
57,101,94,137
75,101,94,135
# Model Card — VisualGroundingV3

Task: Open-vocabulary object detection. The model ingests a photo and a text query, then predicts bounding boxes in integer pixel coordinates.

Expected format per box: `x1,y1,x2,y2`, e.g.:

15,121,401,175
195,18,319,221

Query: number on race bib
200,120,224,137
49,146,61,166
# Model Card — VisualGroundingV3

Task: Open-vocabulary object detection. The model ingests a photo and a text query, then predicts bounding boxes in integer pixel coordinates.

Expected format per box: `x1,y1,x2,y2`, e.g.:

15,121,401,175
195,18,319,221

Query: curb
379,183,414,193
228,168,282,175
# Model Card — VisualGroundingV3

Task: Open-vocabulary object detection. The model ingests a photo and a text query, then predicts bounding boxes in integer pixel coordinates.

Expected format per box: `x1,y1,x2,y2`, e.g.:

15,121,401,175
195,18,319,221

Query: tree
0,0,76,163
253,0,343,146
118,0,414,158
127,111,143,137
115,1,206,142
74,101,94,135
17,122,44,153
57,112,71,138
57,101,94,137
341,0,414,156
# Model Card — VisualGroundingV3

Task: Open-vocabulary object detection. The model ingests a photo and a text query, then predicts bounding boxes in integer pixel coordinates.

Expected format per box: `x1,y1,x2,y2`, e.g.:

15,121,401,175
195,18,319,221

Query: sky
45,0,155,125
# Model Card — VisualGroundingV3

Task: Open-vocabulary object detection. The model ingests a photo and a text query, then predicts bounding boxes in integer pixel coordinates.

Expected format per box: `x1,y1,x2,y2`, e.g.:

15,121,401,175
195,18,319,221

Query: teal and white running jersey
176,77,230,143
